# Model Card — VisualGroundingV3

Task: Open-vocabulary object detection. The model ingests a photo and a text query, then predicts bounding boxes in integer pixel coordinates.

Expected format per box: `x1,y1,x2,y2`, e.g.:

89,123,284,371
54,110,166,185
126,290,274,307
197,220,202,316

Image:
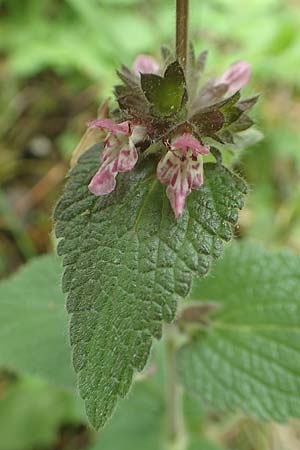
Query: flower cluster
88,119,146,196
86,52,255,218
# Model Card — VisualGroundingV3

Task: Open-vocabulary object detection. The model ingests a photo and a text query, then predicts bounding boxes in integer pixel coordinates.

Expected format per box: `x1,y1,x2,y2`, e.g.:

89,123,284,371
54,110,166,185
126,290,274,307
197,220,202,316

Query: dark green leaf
114,83,149,119
54,144,247,429
219,91,241,109
190,109,225,137
238,95,260,112
219,92,243,126
223,105,243,125
230,114,254,132
141,60,187,116
190,92,242,137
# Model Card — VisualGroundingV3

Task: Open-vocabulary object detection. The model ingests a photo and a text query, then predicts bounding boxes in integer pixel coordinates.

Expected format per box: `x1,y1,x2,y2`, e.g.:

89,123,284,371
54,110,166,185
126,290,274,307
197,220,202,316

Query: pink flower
157,133,209,219
133,54,160,76
217,61,251,95
87,119,146,196
171,133,209,157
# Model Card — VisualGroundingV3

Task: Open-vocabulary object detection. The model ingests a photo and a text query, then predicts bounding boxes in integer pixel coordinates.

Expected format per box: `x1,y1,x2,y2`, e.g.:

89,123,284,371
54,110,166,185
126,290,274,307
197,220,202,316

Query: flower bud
218,61,251,95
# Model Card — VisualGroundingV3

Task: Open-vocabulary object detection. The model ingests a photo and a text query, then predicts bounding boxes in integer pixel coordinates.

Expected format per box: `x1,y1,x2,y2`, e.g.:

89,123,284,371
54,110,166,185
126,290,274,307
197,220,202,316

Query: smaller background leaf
0,254,75,389
0,374,83,450
177,241,300,421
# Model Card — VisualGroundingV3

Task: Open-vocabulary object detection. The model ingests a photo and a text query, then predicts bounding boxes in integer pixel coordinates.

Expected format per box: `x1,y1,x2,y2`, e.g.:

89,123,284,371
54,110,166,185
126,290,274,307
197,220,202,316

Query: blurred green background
1,0,300,449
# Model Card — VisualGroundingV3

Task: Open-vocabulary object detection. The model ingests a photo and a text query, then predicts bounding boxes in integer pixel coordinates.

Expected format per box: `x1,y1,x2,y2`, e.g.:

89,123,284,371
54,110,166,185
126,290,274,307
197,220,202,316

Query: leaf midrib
133,175,158,232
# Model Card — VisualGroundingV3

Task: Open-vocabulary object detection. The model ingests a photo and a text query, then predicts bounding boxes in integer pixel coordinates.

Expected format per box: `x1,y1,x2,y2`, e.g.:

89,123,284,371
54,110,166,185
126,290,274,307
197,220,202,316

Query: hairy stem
176,0,189,69
165,325,187,450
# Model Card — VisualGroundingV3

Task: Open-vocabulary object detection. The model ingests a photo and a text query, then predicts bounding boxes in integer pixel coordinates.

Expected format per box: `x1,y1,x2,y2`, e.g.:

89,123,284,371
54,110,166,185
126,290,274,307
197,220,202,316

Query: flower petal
117,142,138,172
133,55,160,75
190,159,203,189
157,151,179,186
218,61,251,95
87,119,129,135
157,150,205,218
88,164,117,196
172,133,209,156
166,186,187,219
88,123,142,197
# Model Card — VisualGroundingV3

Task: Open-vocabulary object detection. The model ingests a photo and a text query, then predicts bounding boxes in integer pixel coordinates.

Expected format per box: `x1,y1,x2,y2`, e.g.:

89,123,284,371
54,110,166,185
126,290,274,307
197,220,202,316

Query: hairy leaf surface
54,144,247,429
177,242,300,421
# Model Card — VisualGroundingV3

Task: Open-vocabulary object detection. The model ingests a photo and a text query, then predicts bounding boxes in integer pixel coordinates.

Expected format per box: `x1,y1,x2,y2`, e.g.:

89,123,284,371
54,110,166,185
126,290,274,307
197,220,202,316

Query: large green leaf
0,255,75,388
54,144,247,429
177,242,300,421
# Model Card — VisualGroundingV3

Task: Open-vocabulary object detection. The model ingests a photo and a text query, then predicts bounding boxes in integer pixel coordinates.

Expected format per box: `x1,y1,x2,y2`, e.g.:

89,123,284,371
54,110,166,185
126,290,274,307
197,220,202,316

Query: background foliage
1,0,300,448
